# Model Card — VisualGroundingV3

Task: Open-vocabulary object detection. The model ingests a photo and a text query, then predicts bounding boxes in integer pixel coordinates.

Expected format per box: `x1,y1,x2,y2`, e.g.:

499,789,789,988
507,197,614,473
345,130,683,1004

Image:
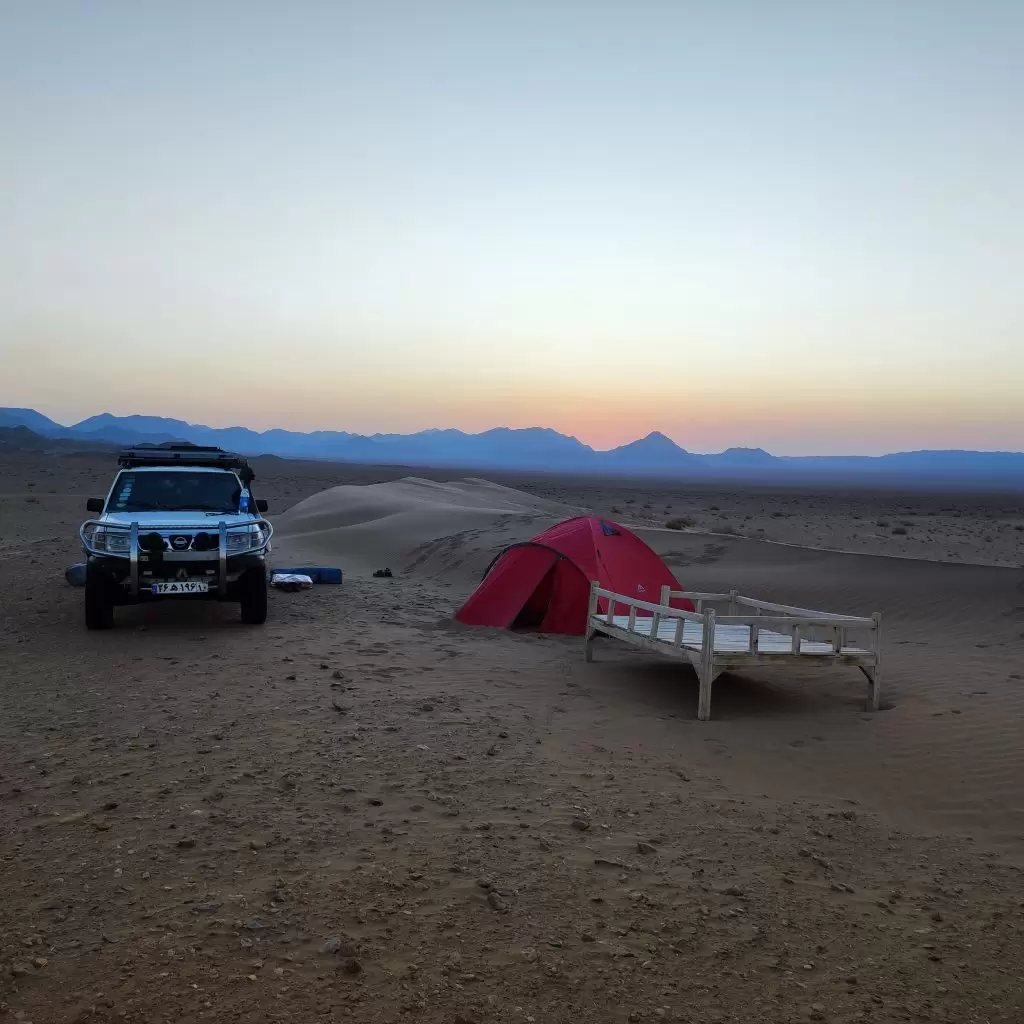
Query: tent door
512,565,557,629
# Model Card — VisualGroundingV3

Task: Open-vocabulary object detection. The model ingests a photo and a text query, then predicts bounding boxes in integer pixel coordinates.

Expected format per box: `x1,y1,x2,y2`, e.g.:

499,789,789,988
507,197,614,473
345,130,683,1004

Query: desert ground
1,450,1023,1024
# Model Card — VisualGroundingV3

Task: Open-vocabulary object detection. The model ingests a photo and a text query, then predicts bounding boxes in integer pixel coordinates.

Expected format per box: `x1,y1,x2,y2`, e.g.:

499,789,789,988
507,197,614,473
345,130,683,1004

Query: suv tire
239,569,268,625
85,565,115,630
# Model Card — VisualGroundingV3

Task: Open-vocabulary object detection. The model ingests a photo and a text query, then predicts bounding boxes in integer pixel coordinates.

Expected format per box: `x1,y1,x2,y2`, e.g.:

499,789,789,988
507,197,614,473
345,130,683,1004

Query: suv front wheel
238,569,268,625
85,564,115,630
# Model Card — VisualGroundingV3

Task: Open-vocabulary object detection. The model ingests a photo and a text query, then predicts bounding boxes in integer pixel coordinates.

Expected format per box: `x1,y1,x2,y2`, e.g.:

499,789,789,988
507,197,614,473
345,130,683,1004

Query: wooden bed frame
584,582,881,721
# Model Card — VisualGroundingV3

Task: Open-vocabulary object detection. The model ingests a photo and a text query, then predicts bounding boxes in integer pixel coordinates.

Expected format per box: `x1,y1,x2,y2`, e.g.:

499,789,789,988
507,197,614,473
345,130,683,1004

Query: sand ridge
274,475,579,576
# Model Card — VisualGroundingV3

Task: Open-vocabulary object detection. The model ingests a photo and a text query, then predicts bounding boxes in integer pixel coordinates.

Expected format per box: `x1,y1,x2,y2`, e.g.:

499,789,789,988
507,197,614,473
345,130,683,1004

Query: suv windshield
107,471,243,513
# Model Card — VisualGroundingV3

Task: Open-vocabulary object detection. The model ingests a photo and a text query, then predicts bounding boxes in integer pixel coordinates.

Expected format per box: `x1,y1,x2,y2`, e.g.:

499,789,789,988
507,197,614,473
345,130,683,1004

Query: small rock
498,731,509,739
342,958,362,975
420,703,435,712
486,744,498,756
581,931,596,942
332,669,345,680
571,816,591,831
636,841,656,855
177,837,196,849
487,891,510,913
11,962,31,977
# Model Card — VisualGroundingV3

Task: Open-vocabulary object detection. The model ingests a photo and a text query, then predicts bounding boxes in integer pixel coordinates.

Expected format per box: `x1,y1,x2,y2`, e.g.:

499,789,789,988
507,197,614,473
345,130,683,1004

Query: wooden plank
736,595,873,622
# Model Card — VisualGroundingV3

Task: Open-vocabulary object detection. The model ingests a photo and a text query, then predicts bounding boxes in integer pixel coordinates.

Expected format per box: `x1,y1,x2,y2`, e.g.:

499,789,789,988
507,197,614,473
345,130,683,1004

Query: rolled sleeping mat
272,566,343,584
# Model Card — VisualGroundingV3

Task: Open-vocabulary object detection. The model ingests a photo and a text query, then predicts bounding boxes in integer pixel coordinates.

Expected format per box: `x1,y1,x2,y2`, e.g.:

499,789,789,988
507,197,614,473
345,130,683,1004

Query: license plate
151,580,209,595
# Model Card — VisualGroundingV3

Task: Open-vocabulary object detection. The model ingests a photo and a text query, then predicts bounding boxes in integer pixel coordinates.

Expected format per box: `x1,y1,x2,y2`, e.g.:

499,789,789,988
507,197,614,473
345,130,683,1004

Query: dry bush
665,517,694,530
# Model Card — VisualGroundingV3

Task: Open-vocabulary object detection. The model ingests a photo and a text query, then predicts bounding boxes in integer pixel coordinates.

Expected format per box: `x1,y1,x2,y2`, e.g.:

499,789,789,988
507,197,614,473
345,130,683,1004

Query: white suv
80,443,273,629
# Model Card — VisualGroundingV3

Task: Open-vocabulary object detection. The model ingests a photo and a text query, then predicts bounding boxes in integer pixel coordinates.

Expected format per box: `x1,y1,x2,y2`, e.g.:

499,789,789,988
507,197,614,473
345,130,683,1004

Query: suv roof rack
117,442,254,477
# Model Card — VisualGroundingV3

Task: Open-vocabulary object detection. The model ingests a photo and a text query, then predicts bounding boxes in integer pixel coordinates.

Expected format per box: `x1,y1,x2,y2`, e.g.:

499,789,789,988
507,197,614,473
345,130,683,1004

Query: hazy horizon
2,2,1022,456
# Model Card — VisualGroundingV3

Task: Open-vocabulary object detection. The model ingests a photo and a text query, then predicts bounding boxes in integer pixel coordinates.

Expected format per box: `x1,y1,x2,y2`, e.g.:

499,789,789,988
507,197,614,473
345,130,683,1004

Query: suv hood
98,511,260,528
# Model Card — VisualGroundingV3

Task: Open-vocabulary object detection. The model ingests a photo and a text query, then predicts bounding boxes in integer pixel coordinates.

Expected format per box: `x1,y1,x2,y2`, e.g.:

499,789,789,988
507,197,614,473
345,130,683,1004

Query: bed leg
697,662,715,721
867,667,881,711
867,611,882,711
584,629,595,663
697,609,716,721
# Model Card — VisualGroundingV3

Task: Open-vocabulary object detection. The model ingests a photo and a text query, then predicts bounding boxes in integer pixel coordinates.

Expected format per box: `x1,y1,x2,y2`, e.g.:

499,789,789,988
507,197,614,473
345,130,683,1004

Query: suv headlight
226,526,267,553
88,526,131,553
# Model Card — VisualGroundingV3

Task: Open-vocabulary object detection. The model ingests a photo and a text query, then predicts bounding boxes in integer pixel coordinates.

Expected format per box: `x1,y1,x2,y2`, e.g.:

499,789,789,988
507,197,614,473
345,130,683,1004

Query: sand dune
274,475,575,576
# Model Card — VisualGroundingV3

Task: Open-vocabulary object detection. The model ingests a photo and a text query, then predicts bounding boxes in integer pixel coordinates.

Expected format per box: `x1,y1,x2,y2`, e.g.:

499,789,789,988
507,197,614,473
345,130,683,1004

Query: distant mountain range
2,407,1023,485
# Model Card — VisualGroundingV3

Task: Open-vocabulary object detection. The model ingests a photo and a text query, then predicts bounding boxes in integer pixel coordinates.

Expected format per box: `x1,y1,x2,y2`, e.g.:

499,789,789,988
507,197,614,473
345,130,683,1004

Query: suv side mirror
86,497,105,514
255,499,269,513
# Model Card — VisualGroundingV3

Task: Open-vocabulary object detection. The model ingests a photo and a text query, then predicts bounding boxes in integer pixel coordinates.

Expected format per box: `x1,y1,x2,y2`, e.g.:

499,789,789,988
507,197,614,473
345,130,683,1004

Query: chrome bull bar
80,518,273,597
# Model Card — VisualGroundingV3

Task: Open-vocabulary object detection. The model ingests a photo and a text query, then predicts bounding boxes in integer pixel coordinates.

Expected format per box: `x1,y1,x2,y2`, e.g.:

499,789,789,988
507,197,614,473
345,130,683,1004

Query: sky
1,1,1022,456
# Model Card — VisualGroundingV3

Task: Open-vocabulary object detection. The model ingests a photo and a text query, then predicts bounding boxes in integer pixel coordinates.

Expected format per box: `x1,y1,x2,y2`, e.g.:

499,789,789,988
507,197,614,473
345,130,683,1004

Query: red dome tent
455,516,693,635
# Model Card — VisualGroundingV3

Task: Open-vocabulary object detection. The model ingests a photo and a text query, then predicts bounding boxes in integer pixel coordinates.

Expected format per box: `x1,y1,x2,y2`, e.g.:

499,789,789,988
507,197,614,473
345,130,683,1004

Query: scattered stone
420,703,435,712
571,816,591,831
320,935,358,956
486,744,498,756
636,840,657,855
342,958,362,975
581,931,597,942
487,891,510,913
176,837,196,849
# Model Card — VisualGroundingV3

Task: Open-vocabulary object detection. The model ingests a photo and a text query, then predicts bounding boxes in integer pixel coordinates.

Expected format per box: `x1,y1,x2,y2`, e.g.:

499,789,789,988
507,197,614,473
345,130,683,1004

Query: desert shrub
665,517,694,530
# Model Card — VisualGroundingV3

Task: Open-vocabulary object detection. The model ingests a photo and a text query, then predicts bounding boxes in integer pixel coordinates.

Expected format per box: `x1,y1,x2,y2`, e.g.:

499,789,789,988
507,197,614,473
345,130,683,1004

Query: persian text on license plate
151,580,209,595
